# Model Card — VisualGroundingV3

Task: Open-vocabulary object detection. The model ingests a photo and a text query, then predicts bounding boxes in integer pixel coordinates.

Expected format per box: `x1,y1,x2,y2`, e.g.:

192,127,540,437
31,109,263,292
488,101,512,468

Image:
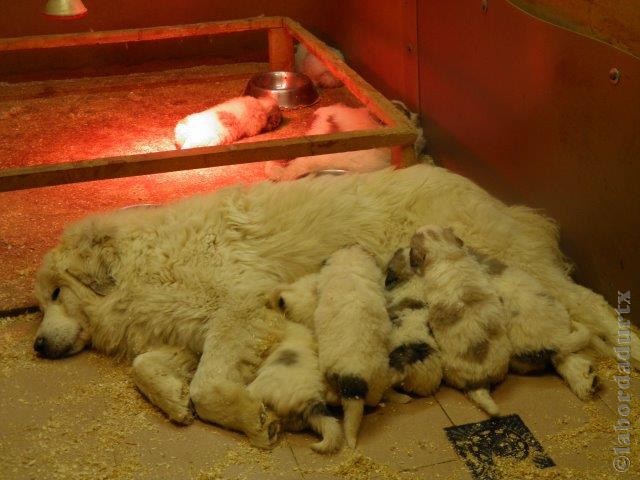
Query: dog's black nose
33,337,48,355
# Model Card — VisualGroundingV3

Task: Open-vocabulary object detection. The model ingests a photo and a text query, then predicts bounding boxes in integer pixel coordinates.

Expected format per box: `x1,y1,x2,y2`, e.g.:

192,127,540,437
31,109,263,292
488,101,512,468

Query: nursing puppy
247,321,343,453
408,225,512,416
175,95,281,149
314,245,392,448
385,248,443,397
466,247,598,400
272,246,394,447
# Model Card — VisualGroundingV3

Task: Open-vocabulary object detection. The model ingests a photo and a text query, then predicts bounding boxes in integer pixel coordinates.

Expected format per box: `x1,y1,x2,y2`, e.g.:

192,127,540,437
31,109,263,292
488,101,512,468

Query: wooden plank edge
0,127,415,192
283,18,417,133
0,16,285,52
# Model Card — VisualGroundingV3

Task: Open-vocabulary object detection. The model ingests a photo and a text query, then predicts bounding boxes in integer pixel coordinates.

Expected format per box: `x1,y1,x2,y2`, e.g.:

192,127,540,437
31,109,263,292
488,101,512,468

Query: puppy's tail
467,388,499,416
304,402,343,454
342,398,365,449
563,284,640,370
557,322,592,356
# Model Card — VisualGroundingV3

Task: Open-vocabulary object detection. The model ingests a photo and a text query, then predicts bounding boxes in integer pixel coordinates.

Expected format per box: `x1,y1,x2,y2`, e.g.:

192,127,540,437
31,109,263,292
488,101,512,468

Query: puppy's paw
573,365,600,401
383,389,412,404
556,354,600,401
247,405,281,450
168,398,196,425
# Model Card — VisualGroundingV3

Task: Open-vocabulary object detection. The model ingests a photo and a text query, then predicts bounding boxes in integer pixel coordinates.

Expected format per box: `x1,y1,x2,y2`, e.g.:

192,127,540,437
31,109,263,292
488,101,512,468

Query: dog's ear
385,248,405,290
266,288,286,312
409,232,427,270
443,227,464,247
63,224,120,296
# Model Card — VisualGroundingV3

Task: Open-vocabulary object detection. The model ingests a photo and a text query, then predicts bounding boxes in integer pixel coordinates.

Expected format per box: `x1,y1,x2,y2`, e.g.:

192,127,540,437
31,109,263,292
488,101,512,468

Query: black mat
445,414,555,480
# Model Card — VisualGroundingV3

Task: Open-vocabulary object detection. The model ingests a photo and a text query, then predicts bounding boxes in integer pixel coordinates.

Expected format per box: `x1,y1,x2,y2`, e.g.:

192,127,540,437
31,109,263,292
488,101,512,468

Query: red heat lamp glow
43,0,88,20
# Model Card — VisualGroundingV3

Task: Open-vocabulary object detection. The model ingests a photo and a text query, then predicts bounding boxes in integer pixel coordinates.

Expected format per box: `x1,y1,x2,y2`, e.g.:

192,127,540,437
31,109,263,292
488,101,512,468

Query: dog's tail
562,284,640,370
342,398,365,449
557,322,592,356
304,402,343,454
467,388,499,416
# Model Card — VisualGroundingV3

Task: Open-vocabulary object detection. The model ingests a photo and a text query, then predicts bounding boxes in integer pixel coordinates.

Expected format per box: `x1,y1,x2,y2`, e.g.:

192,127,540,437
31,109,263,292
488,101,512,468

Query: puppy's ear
409,233,427,270
385,248,405,290
266,288,286,312
62,223,120,296
443,227,464,247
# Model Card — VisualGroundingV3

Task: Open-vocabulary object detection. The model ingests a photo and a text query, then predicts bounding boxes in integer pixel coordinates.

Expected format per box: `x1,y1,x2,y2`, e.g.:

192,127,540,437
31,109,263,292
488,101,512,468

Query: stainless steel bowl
244,71,319,109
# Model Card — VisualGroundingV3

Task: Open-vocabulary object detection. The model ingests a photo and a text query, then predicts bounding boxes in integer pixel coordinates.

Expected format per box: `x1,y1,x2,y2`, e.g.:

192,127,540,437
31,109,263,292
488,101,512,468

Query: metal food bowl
244,71,319,109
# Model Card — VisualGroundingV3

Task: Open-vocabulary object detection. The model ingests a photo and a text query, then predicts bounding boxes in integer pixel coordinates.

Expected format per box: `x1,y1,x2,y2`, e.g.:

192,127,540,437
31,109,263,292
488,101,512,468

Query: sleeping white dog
33,164,639,450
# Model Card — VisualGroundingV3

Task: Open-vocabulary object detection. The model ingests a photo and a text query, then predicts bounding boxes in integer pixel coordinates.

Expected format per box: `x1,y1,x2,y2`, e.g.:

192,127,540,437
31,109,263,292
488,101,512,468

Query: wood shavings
492,456,612,480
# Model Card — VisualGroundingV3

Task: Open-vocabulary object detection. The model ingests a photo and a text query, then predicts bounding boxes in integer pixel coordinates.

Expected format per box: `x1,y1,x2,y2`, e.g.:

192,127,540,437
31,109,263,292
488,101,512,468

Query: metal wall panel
418,0,640,315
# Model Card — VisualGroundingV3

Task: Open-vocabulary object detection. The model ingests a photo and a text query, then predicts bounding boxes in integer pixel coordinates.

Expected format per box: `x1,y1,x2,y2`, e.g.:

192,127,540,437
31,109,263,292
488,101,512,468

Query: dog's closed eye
51,287,61,301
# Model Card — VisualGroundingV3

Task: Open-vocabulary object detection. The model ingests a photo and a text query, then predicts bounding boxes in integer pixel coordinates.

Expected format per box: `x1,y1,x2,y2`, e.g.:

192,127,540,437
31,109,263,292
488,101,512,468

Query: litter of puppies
267,226,604,449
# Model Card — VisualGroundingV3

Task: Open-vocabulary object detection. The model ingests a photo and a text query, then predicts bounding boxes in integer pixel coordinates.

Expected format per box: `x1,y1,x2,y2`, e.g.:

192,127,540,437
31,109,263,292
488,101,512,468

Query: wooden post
392,145,416,168
268,27,294,71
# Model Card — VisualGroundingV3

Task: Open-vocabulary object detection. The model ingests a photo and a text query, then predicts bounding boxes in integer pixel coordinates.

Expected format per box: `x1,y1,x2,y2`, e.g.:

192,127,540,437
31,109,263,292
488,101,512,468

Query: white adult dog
33,164,640,449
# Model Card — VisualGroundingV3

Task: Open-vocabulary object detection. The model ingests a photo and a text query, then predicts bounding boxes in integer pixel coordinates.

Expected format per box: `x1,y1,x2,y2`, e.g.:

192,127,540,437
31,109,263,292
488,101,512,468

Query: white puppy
272,246,395,447
246,321,343,453
408,225,512,416
295,43,344,88
314,245,392,448
175,95,281,149
265,104,391,181
466,247,598,400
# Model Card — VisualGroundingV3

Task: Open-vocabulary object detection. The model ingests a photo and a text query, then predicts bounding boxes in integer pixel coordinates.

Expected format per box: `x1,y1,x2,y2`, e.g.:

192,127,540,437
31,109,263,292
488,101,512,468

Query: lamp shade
43,0,88,19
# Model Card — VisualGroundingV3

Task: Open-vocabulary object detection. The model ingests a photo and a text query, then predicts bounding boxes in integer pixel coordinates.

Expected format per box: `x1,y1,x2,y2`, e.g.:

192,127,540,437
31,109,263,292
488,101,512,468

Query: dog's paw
169,399,196,425
247,405,281,449
558,355,600,401
573,365,600,401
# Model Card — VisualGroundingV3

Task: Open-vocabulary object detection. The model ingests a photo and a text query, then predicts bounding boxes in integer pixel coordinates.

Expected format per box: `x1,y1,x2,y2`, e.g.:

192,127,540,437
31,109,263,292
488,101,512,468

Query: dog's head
409,225,465,274
267,273,319,326
33,218,121,359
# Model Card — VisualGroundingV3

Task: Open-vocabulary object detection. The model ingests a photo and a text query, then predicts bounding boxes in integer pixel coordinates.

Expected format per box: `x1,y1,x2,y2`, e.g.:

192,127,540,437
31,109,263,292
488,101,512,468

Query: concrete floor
1,313,637,480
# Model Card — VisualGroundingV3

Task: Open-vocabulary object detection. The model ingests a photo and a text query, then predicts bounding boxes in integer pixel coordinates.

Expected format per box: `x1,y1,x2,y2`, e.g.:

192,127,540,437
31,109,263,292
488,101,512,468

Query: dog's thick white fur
467,247,598,400
34,164,640,448
175,96,281,149
408,225,512,415
265,104,391,181
295,43,344,88
246,321,343,453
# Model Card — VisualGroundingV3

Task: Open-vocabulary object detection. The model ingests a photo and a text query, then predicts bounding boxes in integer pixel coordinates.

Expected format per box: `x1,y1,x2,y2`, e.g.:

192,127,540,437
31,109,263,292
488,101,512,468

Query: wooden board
509,0,640,59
